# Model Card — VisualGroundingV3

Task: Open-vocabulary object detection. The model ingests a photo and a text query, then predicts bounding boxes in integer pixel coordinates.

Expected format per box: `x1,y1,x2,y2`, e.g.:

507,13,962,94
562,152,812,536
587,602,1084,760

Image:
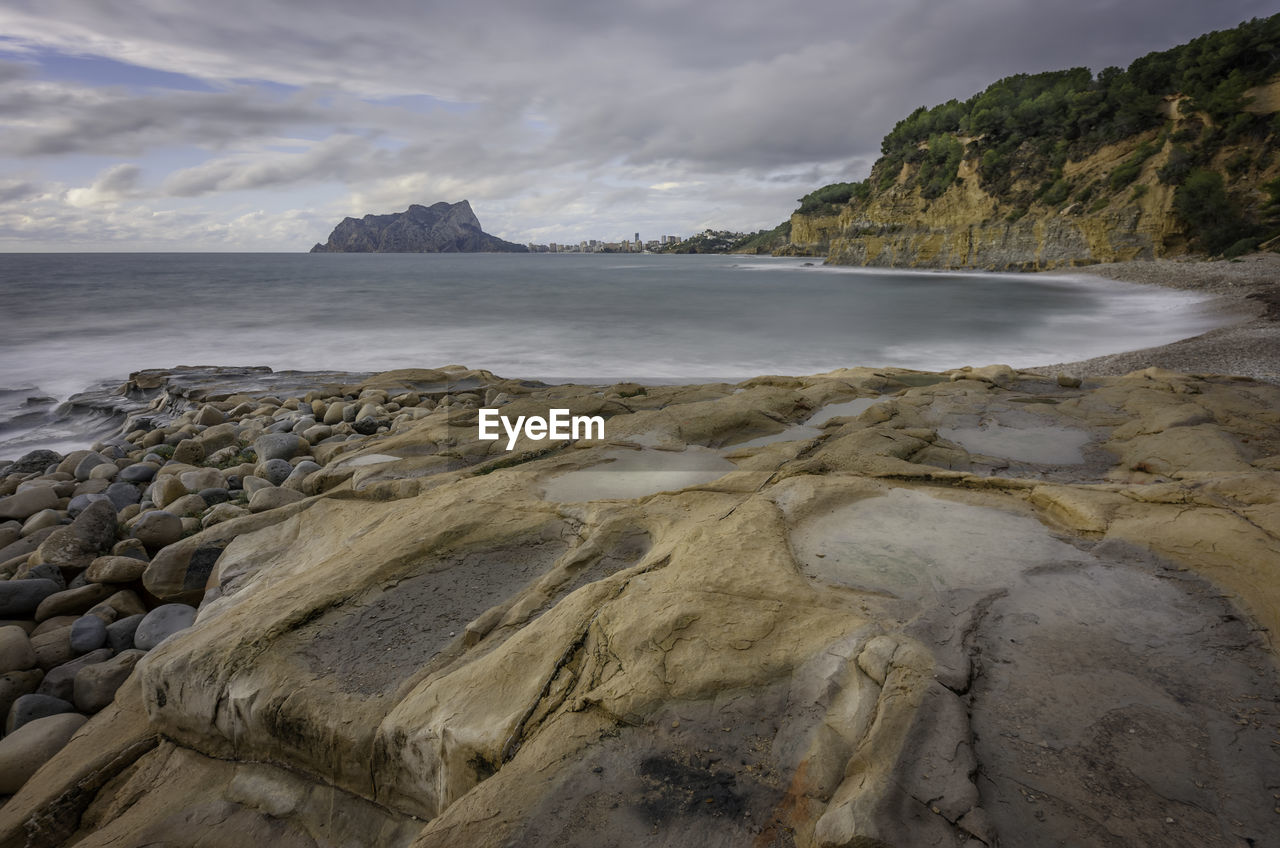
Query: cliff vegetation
780,14,1280,269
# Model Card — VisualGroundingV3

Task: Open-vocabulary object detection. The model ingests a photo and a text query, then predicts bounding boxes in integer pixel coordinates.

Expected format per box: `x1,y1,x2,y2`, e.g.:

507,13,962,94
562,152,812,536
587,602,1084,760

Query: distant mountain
309,200,528,253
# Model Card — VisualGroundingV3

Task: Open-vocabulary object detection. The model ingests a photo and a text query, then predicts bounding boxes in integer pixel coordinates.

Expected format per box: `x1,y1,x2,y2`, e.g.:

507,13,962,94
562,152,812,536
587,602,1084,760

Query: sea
0,252,1229,460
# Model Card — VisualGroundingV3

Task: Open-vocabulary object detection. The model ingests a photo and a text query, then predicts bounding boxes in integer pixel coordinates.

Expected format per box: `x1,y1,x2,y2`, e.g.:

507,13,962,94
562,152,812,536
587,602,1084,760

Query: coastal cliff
780,15,1280,269
310,200,528,253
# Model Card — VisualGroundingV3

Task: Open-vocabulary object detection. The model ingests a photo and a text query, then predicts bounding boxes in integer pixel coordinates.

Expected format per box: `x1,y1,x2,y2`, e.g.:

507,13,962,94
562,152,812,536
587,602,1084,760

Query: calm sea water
0,252,1225,457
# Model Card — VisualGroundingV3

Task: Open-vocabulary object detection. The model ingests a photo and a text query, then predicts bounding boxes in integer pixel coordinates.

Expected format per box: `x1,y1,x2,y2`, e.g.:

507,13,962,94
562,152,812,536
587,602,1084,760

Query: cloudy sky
0,0,1270,251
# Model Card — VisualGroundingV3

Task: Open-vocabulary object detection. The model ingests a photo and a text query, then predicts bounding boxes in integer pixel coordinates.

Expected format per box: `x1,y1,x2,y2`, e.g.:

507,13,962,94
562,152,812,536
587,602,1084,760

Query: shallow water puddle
723,397,883,453
937,422,1091,465
540,447,735,502
791,486,1280,844
791,488,1091,598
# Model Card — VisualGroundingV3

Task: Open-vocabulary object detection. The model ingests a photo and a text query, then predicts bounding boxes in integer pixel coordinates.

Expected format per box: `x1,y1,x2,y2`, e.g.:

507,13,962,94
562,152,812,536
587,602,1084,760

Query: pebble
134,604,197,650
105,481,142,510
66,492,112,519
106,614,145,653
69,615,108,653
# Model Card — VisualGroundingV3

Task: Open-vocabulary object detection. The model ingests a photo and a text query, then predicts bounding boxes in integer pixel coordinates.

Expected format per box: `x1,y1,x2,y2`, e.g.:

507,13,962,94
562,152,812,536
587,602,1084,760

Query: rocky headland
310,200,528,253
0,340,1277,845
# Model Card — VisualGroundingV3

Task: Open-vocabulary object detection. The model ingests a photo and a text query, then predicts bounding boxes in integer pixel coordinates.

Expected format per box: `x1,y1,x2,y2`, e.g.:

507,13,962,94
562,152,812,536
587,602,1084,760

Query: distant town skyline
0,1,1271,250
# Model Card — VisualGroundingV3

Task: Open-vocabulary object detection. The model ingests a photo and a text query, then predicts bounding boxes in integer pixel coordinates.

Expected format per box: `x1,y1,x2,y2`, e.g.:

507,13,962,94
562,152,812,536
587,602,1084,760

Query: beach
1033,251,1280,382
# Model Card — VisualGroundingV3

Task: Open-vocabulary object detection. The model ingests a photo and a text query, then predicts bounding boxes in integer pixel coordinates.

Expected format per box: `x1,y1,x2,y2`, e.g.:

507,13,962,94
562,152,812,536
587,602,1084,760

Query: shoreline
1028,252,1280,383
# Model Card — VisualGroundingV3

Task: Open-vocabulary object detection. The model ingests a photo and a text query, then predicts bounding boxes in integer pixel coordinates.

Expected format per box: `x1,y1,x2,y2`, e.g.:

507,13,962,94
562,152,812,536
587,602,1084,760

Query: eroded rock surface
1,364,1277,848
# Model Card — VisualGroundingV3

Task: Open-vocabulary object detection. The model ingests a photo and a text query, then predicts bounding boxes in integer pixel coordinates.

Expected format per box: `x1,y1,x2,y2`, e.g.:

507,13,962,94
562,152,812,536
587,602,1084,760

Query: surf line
478,408,605,451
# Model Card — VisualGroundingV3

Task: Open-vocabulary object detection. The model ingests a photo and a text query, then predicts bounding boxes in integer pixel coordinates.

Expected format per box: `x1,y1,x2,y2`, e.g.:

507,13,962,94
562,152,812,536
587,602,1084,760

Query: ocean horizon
0,251,1228,458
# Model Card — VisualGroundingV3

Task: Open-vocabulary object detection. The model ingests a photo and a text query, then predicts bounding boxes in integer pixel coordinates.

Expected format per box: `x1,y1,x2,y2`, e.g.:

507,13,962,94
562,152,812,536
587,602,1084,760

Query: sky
0,0,1271,251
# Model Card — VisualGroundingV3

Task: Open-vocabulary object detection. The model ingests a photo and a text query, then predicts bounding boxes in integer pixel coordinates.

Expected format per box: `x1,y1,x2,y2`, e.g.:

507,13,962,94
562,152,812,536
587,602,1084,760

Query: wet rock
0,712,87,794
134,604,197,650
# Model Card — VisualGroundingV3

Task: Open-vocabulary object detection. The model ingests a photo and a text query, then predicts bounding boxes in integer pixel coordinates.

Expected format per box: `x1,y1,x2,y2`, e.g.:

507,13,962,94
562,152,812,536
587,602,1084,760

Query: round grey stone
106,614,145,653
134,604,197,651
105,481,141,510
66,493,112,519
69,615,108,653
253,433,307,462
0,579,62,619
196,487,231,506
5,693,75,735
72,452,110,482
259,459,294,486
118,462,159,483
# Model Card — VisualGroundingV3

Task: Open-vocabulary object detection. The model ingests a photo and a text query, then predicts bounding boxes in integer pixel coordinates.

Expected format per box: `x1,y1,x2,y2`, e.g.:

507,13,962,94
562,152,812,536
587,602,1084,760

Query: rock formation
309,200,528,253
0,363,1277,846
774,16,1280,269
